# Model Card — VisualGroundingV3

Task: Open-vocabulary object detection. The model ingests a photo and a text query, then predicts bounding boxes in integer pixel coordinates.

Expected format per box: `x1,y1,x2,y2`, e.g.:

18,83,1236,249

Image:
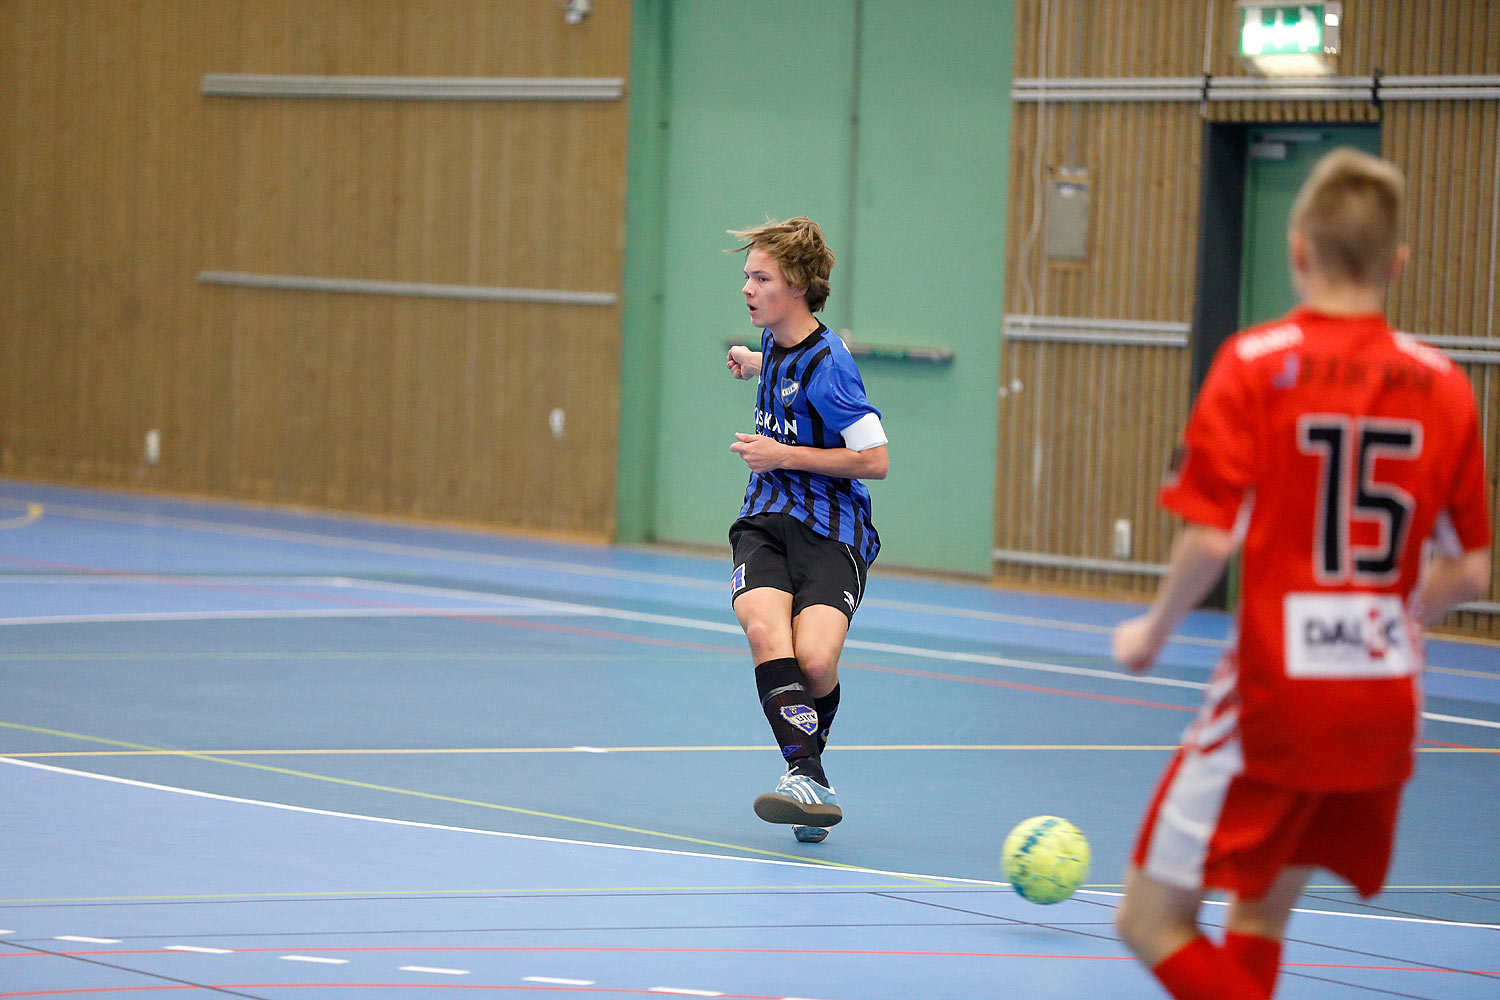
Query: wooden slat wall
0,1,629,537
1001,0,1500,637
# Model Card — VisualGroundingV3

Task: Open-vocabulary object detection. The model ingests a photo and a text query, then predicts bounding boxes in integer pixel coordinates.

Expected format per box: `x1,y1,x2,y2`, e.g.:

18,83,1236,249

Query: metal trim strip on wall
1013,74,1500,104
992,548,1168,576
1003,318,1500,363
201,74,626,101
197,270,619,306
1003,315,1190,347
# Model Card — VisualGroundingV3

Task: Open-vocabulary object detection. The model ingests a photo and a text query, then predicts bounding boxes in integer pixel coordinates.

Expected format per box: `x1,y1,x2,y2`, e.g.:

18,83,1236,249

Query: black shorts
729,512,869,622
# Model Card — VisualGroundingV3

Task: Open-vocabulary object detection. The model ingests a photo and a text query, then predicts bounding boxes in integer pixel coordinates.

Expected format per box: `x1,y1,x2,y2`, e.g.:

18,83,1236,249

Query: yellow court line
5,744,1181,758
0,721,945,878
0,651,696,663
0,502,42,530
9,743,1495,759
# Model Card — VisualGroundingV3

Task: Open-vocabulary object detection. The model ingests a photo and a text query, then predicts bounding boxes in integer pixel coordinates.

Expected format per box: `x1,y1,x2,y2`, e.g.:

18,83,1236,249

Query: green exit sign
1238,2,1341,75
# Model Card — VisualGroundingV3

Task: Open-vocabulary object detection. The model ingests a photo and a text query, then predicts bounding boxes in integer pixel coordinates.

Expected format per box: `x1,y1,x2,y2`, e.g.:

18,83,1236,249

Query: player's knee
740,618,789,660
1114,899,1147,954
797,652,838,692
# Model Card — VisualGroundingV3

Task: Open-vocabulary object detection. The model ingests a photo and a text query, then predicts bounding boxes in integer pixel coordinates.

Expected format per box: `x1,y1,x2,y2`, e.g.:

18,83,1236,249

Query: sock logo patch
779,704,819,735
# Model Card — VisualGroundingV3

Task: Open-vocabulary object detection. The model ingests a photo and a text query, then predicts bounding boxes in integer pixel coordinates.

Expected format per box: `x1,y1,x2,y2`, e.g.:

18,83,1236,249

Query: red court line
8,945,1497,973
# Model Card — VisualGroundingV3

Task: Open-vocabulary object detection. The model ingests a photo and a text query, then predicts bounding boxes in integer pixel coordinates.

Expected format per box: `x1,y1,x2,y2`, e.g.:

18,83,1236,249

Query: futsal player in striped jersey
723,217,889,843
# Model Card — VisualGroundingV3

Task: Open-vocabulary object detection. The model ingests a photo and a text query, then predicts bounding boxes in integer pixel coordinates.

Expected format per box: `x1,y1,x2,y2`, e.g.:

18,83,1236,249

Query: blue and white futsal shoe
753,772,842,827
793,825,829,843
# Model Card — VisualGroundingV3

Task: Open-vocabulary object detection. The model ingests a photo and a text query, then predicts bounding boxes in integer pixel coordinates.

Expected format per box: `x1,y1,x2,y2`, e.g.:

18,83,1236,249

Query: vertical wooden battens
0,1,631,537
1001,1,1499,636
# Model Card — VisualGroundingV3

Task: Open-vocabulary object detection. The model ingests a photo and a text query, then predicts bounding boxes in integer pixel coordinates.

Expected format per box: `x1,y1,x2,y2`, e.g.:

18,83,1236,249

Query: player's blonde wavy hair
727,217,835,312
1290,148,1405,286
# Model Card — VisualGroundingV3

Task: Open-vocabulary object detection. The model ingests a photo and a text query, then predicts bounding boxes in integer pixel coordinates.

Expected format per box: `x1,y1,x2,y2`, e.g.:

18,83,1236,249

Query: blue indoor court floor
1,480,1496,999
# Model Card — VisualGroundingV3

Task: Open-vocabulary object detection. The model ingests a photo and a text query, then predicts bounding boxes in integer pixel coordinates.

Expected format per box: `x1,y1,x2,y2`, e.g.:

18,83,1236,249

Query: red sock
1151,936,1264,1000
1224,931,1282,997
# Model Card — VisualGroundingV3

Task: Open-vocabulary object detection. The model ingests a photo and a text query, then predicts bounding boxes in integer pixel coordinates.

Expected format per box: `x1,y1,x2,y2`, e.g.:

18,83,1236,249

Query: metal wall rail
1003,317,1500,365
197,271,618,307
1002,315,1190,348
201,74,625,101
1013,74,1500,104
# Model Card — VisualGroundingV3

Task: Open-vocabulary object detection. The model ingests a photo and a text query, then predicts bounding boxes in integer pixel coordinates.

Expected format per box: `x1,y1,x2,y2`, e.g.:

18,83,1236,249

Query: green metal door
1240,125,1381,327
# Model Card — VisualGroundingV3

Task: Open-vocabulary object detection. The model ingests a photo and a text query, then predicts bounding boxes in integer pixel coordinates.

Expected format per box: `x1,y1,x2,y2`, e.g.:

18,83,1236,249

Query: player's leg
788,530,866,748
1222,865,1313,998
748,524,862,831
791,603,847,699
731,517,831,827
734,585,824,771
1116,866,1266,1000
733,585,795,663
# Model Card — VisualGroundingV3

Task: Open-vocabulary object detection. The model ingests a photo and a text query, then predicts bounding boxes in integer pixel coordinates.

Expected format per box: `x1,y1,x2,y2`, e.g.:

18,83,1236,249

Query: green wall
621,0,1014,575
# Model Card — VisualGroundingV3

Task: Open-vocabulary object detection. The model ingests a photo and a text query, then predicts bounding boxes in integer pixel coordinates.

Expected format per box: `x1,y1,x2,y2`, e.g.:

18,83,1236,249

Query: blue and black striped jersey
737,324,882,565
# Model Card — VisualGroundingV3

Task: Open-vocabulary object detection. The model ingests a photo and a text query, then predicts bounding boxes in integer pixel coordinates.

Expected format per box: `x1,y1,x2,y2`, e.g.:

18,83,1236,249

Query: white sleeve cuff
840,412,888,452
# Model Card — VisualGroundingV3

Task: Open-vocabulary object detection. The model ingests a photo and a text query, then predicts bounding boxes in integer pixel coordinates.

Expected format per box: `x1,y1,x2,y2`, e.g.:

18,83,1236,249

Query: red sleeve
1442,378,1493,552
1159,342,1258,530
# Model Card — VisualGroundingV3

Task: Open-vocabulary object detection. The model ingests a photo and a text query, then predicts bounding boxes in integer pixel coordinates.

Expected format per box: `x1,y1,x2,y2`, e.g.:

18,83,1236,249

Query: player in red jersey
1111,148,1492,1000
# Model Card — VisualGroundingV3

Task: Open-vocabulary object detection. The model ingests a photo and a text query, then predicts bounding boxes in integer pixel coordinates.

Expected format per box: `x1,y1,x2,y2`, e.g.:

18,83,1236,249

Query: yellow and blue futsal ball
1001,815,1091,904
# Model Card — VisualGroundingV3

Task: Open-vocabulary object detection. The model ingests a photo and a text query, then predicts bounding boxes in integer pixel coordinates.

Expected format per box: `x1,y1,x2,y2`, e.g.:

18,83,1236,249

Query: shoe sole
753,792,843,827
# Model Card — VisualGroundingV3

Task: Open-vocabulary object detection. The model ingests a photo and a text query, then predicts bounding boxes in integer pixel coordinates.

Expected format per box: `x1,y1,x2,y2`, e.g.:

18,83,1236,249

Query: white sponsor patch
779,704,819,735
1284,593,1415,679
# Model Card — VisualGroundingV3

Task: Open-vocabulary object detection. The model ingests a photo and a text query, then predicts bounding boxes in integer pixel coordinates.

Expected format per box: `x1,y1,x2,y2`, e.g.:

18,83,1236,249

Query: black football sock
754,657,825,783
814,684,840,754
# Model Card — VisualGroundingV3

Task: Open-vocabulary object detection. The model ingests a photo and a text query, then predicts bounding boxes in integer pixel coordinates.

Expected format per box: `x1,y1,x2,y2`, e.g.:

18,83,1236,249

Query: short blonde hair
727,217,835,312
1289,148,1405,285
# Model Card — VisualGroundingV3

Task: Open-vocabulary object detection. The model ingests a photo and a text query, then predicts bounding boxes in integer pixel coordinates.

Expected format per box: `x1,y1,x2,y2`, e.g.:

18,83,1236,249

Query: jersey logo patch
1271,353,1300,389
779,378,800,403
1284,593,1415,679
730,563,746,593
779,704,819,735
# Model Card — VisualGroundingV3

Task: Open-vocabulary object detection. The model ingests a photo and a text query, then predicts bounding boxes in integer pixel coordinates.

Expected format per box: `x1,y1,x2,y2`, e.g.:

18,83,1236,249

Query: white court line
0,503,43,530
3,573,1496,729
400,965,468,975
1078,888,1500,932
24,498,1500,657
4,757,1494,932
0,606,584,627
54,935,120,944
280,955,348,964
1425,712,1500,731
164,945,233,954
649,990,723,997
525,977,596,986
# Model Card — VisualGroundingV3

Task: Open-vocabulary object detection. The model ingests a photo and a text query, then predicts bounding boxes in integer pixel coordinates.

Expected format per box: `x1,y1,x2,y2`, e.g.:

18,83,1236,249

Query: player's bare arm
1415,547,1492,625
1112,522,1236,673
726,346,762,380
730,433,888,480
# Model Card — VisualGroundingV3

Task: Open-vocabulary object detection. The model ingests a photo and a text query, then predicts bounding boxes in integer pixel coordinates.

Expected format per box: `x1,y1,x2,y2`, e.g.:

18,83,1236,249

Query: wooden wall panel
0,0,630,538
1002,0,1500,636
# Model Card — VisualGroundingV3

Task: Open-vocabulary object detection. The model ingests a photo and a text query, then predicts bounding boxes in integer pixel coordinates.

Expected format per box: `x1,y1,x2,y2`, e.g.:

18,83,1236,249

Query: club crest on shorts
779,704,819,735
730,563,746,593
779,378,800,403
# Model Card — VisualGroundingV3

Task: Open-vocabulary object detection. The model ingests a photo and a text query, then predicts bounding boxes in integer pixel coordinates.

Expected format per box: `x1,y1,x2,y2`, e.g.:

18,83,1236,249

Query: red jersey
1161,307,1491,790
